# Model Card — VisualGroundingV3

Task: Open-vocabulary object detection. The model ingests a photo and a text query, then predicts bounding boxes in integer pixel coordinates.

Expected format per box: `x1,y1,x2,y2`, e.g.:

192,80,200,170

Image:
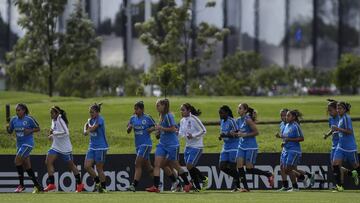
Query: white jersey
178,113,206,148
50,115,72,154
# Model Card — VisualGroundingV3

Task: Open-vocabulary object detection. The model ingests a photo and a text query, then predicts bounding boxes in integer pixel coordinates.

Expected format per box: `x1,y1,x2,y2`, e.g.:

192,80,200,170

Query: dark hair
182,103,201,116
219,105,233,118
51,106,69,126
289,109,303,124
337,101,351,113
241,103,257,121
157,99,170,114
134,101,144,110
90,103,103,113
327,99,337,109
16,103,29,115
280,108,289,114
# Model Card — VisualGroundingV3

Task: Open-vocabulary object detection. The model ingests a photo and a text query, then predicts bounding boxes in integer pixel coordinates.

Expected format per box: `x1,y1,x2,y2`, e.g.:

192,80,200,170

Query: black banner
0,153,357,192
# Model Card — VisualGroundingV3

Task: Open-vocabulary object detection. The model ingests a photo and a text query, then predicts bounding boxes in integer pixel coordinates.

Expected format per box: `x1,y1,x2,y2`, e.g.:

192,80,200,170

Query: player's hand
230,131,238,137
155,125,163,131
281,142,285,148
331,125,339,131
218,136,222,141
147,127,155,133
275,132,281,138
155,130,160,139
24,128,33,135
187,133,193,139
127,124,133,134
84,129,89,136
323,133,328,139
48,134,53,141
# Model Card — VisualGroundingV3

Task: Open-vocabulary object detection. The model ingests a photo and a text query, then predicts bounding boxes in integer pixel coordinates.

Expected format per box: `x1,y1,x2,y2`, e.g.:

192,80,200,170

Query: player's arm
146,116,156,133
52,119,67,137
332,125,352,135
24,117,40,135
127,120,133,134
239,119,259,137
190,117,206,138
284,136,304,142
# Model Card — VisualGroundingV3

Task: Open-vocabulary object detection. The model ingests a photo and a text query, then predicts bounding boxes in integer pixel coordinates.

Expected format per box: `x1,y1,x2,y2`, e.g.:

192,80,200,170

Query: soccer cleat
352,170,359,186
332,184,344,192
32,186,43,194
146,185,160,193
309,172,315,187
231,188,240,192
201,176,209,191
287,188,299,192
277,187,290,192
268,174,274,188
302,176,309,188
170,179,180,192
95,183,101,192
239,188,250,192
183,183,192,193
44,184,56,192
76,183,84,193
14,185,25,193
126,184,136,192
98,187,108,193
175,185,183,192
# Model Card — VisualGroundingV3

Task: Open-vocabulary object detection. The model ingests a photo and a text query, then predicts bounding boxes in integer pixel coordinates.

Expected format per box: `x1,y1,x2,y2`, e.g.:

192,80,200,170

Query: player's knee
219,162,228,172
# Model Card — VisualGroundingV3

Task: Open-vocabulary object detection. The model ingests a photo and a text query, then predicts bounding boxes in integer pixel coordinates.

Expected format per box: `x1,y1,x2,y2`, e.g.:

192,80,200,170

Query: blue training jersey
283,122,303,153
88,116,109,150
220,117,239,150
159,113,179,147
129,114,155,147
9,115,39,148
337,114,357,152
238,115,258,149
329,116,340,149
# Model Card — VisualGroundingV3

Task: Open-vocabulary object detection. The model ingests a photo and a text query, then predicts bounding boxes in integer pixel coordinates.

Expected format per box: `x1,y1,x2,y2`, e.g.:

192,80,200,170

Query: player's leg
23,156,43,193
244,150,274,188
84,149,100,192
236,149,248,191
332,149,344,191
168,146,192,192
44,150,57,191
66,153,83,192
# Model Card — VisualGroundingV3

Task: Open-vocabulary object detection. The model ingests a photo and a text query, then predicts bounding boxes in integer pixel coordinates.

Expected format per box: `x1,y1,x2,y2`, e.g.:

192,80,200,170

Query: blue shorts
219,149,237,163
86,149,107,163
155,144,179,161
136,145,152,160
184,147,202,166
333,148,359,165
280,150,301,167
236,148,258,164
16,145,33,158
48,149,73,162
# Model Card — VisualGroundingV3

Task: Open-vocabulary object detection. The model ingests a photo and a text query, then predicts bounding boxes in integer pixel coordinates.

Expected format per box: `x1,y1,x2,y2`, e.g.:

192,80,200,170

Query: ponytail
90,103,103,113
240,103,257,121
51,106,69,126
182,103,201,116
337,101,351,113
289,109,303,124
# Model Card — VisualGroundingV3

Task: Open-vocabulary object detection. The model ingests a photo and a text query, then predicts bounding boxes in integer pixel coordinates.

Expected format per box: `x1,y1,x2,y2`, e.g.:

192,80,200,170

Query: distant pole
312,0,318,70
144,0,152,96
7,0,11,51
223,0,228,58
122,0,128,64
284,0,289,68
254,0,259,53
337,0,343,60
126,0,132,66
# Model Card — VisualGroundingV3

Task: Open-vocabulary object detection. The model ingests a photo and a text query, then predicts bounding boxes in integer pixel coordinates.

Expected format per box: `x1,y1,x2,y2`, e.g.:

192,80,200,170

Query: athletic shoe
277,187,290,192
352,170,359,186
146,185,160,193
14,185,25,193
95,183,101,192
126,184,136,192
239,188,250,192
98,187,108,193
44,184,56,192
201,176,209,191
175,185,183,192
268,174,274,188
76,183,84,193
171,180,180,192
193,187,200,192
183,183,192,193
287,188,299,192
302,176,309,188
309,172,315,187
32,186,43,194
231,188,240,192
332,184,344,192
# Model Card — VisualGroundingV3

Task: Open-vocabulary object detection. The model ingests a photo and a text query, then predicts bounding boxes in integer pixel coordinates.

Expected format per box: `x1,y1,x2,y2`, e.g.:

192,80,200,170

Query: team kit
4,99,359,193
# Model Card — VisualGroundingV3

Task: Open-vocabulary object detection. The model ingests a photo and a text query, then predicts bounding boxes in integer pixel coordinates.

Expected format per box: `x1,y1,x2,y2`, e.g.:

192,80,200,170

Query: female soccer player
6,103,43,193
218,105,241,191
146,99,192,193
332,101,360,192
178,103,208,191
126,101,156,192
277,110,304,192
43,106,84,192
233,103,273,192
83,103,109,193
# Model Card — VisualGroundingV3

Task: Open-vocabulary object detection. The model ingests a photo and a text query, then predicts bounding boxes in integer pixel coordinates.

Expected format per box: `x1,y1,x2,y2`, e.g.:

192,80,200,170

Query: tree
334,53,360,94
6,0,67,96
136,0,229,95
55,2,101,97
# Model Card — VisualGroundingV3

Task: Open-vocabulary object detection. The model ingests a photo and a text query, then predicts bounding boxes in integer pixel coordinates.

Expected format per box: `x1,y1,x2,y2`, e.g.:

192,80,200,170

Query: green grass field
1,91,360,154
0,191,359,203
